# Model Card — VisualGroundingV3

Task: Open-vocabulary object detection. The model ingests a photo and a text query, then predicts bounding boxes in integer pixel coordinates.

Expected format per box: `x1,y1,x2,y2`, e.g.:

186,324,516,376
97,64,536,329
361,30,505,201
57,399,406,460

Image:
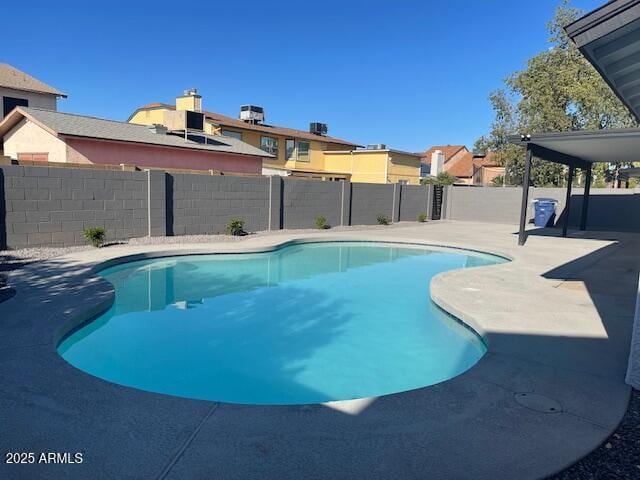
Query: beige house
0,64,65,120
0,63,66,156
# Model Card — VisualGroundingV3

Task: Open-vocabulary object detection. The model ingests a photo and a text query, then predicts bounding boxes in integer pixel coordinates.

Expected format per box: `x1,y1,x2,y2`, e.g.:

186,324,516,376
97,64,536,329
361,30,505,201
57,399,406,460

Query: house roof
472,151,500,167
0,64,67,98
445,151,474,178
0,107,272,158
129,103,360,147
419,145,467,164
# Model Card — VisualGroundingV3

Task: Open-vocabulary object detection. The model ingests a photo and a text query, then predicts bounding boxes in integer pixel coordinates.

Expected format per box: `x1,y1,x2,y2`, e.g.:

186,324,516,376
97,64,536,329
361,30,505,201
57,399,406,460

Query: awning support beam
530,144,590,170
563,164,575,237
518,145,532,246
580,164,592,231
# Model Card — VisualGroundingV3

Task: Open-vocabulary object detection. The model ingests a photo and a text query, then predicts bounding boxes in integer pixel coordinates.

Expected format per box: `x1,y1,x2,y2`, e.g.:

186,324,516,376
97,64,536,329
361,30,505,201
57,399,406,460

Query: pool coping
0,223,634,480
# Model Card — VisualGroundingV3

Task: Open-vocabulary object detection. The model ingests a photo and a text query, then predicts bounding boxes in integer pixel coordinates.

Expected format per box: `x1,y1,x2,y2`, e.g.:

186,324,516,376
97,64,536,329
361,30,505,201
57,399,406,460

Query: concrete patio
0,221,637,480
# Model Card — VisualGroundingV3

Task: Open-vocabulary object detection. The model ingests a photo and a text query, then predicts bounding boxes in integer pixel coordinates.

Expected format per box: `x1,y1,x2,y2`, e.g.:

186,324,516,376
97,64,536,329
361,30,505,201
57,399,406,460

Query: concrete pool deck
0,221,637,479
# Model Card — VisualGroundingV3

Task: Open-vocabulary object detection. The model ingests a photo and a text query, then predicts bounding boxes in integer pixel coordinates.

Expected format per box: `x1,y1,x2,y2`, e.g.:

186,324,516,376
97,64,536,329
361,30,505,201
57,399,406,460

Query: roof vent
310,122,328,136
148,124,168,135
240,105,264,124
367,144,387,150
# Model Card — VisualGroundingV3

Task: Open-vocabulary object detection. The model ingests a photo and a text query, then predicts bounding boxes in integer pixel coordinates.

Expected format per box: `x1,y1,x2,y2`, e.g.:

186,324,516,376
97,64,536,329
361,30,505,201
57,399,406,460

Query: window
221,129,242,140
260,136,278,156
285,139,295,160
17,153,48,162
297,141,310,162
3,96,28,117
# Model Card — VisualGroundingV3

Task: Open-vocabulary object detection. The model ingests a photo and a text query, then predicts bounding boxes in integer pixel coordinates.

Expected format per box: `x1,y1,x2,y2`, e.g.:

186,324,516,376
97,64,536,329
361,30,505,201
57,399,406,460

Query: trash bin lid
532,197,558,203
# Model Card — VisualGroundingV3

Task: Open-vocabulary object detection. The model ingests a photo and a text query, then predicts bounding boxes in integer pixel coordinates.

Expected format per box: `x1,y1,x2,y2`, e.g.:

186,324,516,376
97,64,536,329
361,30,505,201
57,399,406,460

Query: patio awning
566,0,640,121
508,128,640,245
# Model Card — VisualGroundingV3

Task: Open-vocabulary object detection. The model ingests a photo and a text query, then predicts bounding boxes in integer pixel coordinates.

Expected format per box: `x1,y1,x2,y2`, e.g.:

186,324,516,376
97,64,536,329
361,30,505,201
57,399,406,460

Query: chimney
148,124,168,135
176,88,202,112
431,150,445,175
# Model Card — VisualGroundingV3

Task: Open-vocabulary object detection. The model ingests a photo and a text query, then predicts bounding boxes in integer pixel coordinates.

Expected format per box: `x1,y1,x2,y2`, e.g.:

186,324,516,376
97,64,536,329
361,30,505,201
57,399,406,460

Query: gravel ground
1,226,639,477
549,388,640,479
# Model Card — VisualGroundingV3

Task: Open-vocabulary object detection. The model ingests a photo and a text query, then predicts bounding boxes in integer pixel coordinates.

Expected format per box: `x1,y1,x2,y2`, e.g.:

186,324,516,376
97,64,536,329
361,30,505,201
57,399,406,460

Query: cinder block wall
350,184,395,225
170,174,270,235
0,164,439,249
398,185,431,221
447,186,640,231
1,165,148,248
282,178,343,229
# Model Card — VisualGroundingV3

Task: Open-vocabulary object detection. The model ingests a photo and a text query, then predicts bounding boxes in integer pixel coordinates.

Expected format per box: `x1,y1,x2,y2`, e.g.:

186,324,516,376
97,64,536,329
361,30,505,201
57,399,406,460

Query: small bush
417,212,427,222
84,227,106,248
377,214,390,225
226,218,245,236
315,215,329,229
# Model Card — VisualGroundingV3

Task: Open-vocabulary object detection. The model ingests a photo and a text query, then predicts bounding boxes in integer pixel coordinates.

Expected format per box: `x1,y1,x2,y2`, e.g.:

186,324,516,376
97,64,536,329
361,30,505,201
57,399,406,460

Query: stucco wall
66,137,263,174
3,118,68,163
447,186,640,232
0,87,57,120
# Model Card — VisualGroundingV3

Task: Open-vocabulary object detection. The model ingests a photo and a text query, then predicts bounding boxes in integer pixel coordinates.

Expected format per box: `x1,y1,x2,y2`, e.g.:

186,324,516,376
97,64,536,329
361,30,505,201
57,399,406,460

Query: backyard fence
0,165,435,248
445,185,640,232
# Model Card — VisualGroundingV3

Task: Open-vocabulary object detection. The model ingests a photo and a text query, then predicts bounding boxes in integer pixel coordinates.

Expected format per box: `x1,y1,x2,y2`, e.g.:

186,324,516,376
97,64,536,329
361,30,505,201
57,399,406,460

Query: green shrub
377,214,390,225
84,227,106,248
417,212,427,222
315,215,328,229
421,171,457,186
226,218,245,236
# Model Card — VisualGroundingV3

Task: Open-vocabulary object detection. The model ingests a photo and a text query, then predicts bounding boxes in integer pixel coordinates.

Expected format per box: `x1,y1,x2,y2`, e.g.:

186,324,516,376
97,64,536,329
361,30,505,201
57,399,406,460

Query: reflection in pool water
58,242,505,405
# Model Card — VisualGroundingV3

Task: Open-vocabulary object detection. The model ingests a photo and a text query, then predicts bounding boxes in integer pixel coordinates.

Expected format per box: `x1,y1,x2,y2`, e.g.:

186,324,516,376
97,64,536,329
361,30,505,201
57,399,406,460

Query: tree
478,0,637,187
421,171,457,186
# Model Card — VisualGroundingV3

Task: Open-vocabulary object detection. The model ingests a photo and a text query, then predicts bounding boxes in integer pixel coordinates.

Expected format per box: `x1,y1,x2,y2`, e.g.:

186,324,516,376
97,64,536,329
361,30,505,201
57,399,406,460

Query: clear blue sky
4,0,604,152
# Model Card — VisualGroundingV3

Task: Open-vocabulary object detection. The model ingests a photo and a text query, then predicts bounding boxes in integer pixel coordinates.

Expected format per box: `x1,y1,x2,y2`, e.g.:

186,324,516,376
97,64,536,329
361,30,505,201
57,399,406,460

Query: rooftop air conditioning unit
367,144,387,150
240,105,265,123
310,122,328,136
163,110,204,132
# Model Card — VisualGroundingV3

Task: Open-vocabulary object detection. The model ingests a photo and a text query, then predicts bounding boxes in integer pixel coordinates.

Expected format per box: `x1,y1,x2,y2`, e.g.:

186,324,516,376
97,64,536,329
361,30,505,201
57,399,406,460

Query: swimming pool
58,242,505,405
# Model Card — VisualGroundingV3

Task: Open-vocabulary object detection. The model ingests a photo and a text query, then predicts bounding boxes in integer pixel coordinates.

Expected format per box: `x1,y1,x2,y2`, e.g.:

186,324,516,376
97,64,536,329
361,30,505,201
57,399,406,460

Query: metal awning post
518,144,532,246
562,164,575,237
580,164,592,231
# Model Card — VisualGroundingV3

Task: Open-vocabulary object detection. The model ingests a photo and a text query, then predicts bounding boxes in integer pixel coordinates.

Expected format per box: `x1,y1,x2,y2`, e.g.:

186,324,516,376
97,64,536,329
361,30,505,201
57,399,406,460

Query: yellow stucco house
128,90,422,184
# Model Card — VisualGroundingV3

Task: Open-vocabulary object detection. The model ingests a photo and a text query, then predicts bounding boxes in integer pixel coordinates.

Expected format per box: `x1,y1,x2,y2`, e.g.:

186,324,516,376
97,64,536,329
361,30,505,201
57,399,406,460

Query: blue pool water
58,242,505,405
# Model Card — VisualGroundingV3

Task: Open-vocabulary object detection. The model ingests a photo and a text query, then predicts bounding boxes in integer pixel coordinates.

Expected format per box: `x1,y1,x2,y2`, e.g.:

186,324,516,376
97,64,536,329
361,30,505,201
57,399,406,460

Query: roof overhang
508,128,640,164
566,0,640,121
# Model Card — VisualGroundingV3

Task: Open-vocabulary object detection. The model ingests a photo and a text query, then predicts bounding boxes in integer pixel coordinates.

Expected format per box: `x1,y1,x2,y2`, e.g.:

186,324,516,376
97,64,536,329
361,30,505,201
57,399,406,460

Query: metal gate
431,185,443,220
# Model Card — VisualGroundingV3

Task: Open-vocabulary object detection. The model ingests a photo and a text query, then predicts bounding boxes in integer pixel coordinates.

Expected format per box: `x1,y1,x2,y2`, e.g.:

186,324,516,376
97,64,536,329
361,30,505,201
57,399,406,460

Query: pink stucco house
0,107,271,174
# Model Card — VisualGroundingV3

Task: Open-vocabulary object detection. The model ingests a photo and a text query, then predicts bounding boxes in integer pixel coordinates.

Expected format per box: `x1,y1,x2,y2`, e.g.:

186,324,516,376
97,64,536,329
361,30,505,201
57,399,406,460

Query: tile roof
130,103,359,147
0,63,66,97
1,108,271,158
420,145,467,164
445,152,502,178
445,151,474,178
472,151,500,167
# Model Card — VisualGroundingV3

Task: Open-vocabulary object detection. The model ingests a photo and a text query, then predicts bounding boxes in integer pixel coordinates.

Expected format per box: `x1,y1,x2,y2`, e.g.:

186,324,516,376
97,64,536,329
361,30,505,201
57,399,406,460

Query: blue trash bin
533,198,558,227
